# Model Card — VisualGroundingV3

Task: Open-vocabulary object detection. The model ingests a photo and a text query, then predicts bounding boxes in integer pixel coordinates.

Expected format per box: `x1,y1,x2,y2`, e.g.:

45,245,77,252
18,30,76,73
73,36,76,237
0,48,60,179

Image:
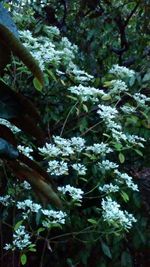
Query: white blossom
58,185,84,201
121,105,136,113
17,199,41,213
97,105,118,120
98,160,118,170
47,160,68,176
99,183,119,193
101,197,137,229
38,143,61,157
70,137,86,153
86,143,113,155
133,93,150,107
4,225,32,251
67,62,93,83
114,170,139,191
0,195,12,206
68,84,104,102
53,136,74,156
109,64,135,81
72,163,87,175
17,145,33,159
21,181,31,190
106,79,128,94
41,209,66,226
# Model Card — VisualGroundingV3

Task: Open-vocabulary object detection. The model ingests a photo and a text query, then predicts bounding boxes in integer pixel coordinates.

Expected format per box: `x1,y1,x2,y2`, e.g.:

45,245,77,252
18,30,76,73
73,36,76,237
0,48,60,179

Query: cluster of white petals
68,84,104,102
114,170,139,191
101,197,137,230
58,185,84,201
17,145,33,159
4,225,32,251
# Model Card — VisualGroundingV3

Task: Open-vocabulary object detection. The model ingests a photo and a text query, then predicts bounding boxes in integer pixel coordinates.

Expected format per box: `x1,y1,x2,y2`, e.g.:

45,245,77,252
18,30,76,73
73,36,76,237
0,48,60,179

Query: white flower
107,121,122,130
101,197,137,229
70,137,86,152
58,185,84,201
67,63,94,83
86,143,113,155
98,160,118,170
47,160,68,176
17,199,41,213
133,93,150,106
38,143,61,157
4,225,32,251
97,105,118,120
0,195,12,206
99,183,119,193
72,163,87,175
68,84,104,102
106,79,128,94
127,134,146,147
121,105,136,113
114,170,139,191
109,64,135,80
53,136,74,156
41,209,66,226
17,145,33,159
21,181,31,190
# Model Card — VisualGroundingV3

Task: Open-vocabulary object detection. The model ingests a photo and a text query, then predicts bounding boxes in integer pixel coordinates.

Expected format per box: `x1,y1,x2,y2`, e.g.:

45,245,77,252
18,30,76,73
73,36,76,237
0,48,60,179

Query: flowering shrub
0,1,150,267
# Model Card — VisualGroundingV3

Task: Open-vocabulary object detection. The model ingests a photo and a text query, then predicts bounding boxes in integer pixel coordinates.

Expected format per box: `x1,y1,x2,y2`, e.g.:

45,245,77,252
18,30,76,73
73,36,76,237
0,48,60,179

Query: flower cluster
97,105,118,120
4,225,32,251
58,185,84,202
0,195,13,206
41,209,67,227
133,93,150,107
39,136,86,159
86,143,113,155
98,160,119,171
99,183,119,193
17,199,41,219
47,160,68,176
16,199,67,226
114,170,139,191
104,79,128,95
17,145,33,159
109,64,135,81
19,27,93,84
72,163,87,175
68,84,104,102
101,197,137,230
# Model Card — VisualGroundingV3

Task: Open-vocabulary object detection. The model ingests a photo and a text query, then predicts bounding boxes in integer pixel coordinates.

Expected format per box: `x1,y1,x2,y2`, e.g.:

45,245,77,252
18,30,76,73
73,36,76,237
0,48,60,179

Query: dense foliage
0,1,150,266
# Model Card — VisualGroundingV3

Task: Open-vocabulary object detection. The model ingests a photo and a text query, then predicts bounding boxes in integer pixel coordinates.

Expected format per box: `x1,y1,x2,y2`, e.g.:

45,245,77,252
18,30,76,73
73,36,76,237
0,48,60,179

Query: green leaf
33,77,43,92
20,254,27,266
14,220,23,231
134,149,143,157
37,227,45,234
87,218,97,225
121,251,132,267
113,143,123,151
101,94,111,100
101,241,112,259
82,104,88,112
47,69,57,81
119,152,125,163
121,191,129,202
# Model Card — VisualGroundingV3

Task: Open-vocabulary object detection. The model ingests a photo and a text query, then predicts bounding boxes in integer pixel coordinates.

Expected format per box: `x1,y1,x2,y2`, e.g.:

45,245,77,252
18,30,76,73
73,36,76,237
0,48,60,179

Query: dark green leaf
101,241,112,259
